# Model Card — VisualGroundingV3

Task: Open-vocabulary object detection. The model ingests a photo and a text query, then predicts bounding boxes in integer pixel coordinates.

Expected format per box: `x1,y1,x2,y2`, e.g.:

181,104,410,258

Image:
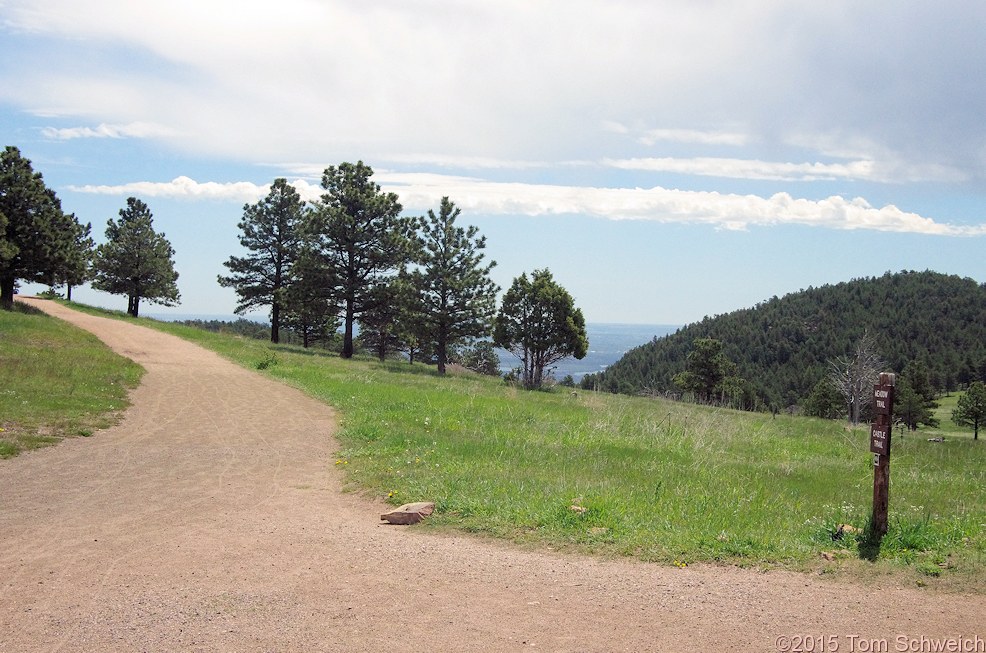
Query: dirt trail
1,299,983,652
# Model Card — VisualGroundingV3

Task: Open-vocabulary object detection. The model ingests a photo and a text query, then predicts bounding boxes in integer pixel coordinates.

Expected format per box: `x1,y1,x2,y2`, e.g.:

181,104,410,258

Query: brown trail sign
871,373,895,537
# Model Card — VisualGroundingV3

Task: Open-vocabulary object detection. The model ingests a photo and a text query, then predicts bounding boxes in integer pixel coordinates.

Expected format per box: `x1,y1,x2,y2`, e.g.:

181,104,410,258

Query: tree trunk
66,284,73,301
342,298,355,358
270,301,281,344
0,275,14,310
436,341,447,375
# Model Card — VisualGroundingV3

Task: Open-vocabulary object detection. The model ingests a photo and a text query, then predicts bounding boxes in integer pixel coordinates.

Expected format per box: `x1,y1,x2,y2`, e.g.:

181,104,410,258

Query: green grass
41,301,986,589
0,302,144,457
922,392,979,440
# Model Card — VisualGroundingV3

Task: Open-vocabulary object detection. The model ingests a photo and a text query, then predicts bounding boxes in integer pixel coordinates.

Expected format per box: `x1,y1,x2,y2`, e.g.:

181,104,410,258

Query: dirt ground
1,299,983,653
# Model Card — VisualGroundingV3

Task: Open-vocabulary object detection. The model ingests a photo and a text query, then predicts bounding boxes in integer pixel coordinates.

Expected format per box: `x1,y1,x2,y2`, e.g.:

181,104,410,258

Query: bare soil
2,299,983,652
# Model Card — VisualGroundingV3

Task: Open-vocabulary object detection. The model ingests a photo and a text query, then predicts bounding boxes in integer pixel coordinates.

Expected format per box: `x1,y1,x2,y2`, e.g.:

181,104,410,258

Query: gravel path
2,299,983,652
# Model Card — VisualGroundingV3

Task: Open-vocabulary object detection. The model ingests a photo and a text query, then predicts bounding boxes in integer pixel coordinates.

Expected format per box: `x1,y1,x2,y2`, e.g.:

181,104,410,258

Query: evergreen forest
582,271,986,411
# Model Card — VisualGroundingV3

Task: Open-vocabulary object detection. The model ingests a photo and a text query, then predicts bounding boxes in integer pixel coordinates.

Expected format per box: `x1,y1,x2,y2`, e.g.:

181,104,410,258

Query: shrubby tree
306,162,409,358
803,378,845,419
92,197,180,317
454,340,501,376
397,278,432,365
894,361,939,431
952,381,986,440
673,338,746,405
219,179,306,343
493,268,588,390
358,276,413,361
280,253,338,349
411,197,498,375
0,146,86,309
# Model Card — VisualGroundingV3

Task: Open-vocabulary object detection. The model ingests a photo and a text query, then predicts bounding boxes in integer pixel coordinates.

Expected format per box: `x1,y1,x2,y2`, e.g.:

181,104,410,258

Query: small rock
820,551,836,561
831,523,860,540
380,501,435,525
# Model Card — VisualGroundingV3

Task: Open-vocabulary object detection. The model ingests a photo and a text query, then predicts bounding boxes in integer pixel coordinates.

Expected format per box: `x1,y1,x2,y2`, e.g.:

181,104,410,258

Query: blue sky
2,1,985,325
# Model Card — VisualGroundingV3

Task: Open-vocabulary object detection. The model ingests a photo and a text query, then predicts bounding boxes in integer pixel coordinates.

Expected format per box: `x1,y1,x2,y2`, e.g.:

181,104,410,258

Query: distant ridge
583,270,986,408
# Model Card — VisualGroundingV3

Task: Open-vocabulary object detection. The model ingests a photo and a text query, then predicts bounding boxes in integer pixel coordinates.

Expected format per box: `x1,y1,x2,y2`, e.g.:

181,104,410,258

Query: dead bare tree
828,334,887,425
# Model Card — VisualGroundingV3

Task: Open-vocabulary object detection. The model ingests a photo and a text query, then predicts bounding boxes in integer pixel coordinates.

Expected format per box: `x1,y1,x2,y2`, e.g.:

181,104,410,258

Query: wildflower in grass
387,490,398,498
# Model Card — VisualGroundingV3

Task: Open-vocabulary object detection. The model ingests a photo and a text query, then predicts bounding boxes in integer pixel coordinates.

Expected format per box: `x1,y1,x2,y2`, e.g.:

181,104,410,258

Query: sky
2,1,985,326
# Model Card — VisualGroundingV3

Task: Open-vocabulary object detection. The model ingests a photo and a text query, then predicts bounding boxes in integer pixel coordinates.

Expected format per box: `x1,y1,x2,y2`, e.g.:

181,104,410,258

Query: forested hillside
583,271,986,409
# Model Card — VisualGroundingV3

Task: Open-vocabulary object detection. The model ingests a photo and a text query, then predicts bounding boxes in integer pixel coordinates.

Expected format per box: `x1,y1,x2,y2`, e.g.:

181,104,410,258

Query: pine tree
280,247,337,348
92,197,180,317
357,281,401,361
306,162,409,358
50,217,94,300
219,179,306,343
412,197,498,375
894,361,939,431
953,381,986,440
0,146,84,309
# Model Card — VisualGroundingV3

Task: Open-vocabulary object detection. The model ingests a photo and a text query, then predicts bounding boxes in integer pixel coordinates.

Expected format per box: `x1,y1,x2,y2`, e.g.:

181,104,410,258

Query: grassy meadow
13,301,986,589
0,302,143,457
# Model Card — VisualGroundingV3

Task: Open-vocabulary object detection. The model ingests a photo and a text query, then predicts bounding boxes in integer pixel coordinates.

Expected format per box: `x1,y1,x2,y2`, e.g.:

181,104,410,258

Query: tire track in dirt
1,298,983,652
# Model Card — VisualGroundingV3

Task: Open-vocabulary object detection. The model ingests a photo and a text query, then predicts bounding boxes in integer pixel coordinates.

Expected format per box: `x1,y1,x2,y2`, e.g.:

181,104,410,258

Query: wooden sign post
870,373,896,536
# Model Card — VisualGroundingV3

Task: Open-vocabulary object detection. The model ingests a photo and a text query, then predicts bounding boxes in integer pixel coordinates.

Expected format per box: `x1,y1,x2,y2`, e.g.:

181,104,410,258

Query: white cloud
380,153,555,170
41,121,175,140
67,176,329,204
638,129,750,147
375,172,986,237
603,157,878,182
67,177,275,203
66,172,986,236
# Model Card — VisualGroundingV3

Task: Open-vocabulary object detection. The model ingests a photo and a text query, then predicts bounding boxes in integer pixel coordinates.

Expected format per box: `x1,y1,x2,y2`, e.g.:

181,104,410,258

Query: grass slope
0,302,143,457
42,302,986,589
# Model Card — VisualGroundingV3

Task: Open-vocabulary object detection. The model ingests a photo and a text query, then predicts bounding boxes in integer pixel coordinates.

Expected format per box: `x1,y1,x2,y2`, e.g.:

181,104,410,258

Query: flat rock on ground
1,299,983,652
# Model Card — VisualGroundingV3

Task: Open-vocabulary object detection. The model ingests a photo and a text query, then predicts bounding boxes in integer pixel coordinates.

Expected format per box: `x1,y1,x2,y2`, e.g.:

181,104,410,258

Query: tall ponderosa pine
92,197,180,317
493,268,588,390
0,146,85,309
413,197,498,375
218,179,306,343
307,162,408,358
